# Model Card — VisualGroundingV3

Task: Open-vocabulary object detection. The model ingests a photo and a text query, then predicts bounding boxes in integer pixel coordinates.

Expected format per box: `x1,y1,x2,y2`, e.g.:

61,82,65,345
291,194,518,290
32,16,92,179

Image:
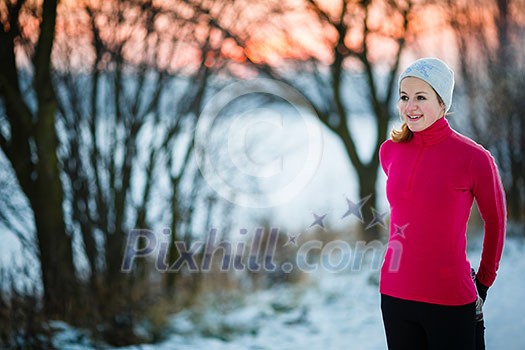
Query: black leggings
381,294,478,350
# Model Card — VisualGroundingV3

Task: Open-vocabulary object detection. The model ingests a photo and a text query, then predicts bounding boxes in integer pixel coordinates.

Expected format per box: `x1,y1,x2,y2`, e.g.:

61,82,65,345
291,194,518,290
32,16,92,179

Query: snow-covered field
53,236,525,350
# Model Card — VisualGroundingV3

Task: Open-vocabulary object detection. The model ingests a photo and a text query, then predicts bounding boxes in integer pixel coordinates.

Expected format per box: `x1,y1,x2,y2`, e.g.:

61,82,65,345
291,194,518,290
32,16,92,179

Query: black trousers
381,294,478,350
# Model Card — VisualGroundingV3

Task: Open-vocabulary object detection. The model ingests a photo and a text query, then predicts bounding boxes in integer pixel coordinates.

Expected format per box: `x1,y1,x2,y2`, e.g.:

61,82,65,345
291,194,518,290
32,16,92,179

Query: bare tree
444,0,525,224
51,0,227,322
0,0,78,318
182,0,431,239
1,0,229,339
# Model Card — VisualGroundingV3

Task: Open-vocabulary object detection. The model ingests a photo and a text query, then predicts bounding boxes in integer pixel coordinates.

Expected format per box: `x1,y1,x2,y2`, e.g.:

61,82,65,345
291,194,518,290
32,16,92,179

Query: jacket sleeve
471,148,507,287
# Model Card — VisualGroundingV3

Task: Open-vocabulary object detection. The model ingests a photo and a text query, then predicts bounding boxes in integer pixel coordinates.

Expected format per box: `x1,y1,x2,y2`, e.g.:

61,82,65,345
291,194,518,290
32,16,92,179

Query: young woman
379,57,506,350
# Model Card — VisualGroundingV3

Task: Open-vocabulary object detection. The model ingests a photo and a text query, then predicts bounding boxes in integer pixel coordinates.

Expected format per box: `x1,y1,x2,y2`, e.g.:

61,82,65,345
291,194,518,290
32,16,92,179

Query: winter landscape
50,236,525,349
1,0,524,349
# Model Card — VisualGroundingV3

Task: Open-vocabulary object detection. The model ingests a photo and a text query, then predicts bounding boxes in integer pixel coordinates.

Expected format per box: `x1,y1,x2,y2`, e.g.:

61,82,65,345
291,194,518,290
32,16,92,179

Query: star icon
393,223,409,239
341,194,372,222
284,232,300,247
309,212,327,229
366,208,388,230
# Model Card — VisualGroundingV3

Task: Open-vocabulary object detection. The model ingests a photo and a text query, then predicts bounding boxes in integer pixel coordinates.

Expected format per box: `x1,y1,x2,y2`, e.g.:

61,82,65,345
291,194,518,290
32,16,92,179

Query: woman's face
398,77,445,132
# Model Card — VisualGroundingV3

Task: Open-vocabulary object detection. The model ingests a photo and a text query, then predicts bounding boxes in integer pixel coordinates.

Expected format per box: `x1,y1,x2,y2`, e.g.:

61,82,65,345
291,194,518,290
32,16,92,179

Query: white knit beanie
398,57,455,113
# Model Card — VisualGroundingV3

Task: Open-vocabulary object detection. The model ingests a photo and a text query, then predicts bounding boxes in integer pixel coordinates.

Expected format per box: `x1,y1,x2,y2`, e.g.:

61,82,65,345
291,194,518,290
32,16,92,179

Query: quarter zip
404,117,452,193
405,139,425,192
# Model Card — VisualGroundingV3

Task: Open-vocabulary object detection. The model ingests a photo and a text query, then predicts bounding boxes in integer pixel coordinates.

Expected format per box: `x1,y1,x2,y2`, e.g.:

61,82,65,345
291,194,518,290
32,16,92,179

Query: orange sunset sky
8,0,513,72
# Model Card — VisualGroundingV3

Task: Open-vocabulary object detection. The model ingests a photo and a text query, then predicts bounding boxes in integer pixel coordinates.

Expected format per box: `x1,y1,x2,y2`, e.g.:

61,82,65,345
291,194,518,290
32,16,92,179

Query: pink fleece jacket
379,117,506,305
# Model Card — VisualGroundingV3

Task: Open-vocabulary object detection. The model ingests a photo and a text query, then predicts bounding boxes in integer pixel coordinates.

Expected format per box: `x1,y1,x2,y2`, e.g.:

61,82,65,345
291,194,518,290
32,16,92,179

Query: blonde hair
391,122,414,142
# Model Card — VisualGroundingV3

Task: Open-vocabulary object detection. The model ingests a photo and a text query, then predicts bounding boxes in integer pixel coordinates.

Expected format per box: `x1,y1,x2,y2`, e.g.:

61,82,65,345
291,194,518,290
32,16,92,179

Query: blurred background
0,0,524,348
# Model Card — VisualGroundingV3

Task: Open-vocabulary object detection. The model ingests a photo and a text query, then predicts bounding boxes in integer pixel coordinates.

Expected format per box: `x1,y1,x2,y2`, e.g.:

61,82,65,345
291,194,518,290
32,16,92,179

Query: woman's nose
406,99,417,112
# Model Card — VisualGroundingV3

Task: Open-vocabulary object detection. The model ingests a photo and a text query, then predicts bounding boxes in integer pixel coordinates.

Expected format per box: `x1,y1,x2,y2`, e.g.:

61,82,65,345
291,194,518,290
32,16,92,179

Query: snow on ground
53,237,525,350
483,237,525,350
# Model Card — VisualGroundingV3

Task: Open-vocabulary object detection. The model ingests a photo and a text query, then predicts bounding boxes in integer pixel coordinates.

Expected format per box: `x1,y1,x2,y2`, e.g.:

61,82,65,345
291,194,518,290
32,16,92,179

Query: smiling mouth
408,115,422,121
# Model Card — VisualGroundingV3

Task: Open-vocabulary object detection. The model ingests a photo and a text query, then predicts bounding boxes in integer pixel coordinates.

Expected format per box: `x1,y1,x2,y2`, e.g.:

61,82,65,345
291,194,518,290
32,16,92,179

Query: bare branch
0,210,36,255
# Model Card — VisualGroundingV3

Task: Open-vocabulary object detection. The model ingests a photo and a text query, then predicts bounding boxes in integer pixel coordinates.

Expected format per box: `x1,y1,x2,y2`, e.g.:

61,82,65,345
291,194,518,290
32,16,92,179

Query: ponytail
391,122,413,143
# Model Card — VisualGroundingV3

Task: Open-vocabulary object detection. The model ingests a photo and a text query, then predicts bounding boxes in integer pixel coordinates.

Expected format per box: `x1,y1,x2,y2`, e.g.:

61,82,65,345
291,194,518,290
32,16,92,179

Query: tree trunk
0,0,79,319
34,0,79,318
357,165,381,241
165,183,181,294
30,181,78,317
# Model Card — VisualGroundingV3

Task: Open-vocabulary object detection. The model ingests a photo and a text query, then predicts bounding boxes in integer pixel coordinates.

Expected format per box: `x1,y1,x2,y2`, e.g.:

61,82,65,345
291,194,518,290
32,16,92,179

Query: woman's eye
400,95,408,101
417,95,426,100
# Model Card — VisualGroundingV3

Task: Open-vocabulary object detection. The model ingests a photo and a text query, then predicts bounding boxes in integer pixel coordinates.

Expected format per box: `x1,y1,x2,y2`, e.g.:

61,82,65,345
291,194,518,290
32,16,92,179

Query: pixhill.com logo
121,195,404,274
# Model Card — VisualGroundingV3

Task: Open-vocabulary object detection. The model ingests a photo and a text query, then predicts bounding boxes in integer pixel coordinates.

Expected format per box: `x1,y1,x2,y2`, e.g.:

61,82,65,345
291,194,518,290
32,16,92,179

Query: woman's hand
475,278,489,303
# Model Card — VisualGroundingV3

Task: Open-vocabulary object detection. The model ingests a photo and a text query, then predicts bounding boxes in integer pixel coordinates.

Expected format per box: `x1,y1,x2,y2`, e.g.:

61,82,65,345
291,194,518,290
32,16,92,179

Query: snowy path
54,238,525,350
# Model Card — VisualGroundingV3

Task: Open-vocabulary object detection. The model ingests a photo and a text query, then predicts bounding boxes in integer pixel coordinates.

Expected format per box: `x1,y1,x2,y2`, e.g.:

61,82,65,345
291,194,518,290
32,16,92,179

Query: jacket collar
412,117,453,145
